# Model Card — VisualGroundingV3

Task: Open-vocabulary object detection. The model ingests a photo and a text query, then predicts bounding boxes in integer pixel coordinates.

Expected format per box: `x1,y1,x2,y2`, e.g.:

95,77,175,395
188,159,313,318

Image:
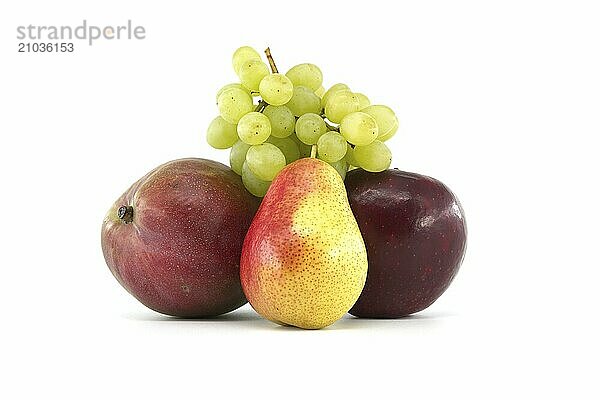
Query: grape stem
255,100,267,112
310,145,317,158
324,120,339,132
264,47,279,74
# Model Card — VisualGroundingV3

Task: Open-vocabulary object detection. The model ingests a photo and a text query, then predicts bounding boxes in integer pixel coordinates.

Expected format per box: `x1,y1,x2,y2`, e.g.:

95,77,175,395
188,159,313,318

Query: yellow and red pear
240,158,368,329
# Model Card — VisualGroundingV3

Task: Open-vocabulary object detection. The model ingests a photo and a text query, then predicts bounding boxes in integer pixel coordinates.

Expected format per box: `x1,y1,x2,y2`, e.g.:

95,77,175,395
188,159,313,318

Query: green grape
242,161,271,197
325,90,361,123
355,93,371,110
206,116,238,149
316,131,347,162
353,140,392,172
230,140,251,175
267,136,300,164
237,112,271,145
232,46,261,74
285,63,323,91
339,111,379,146
246,143,286,181
262,105,295,138
291,133,313,158
362,105,399,141
216,83,250,103
238,59,270,91
321,83,349,110
217,87,254,124
285,86,321,116
259,74,294,106
344,143,358,166
295,113,327,145
315,86,326,98
328,158,348,180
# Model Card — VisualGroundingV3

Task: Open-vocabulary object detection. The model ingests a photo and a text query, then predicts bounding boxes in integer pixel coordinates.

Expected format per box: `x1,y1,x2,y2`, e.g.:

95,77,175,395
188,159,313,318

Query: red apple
101,158,260,317
345,168,467,318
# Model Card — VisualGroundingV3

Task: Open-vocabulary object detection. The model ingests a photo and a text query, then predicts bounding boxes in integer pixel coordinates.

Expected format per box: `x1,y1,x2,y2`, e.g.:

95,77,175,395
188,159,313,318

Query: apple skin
101,158,260,317
345,168,467,318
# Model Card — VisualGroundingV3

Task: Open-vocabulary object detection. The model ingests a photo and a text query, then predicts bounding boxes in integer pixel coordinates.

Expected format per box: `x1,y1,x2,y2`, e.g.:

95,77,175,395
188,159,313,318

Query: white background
1,1,598,398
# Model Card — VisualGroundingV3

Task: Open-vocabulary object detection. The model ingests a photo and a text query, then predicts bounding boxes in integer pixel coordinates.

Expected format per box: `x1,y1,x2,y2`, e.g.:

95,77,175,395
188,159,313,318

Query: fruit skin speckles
345,168,467,318
240,158,368,329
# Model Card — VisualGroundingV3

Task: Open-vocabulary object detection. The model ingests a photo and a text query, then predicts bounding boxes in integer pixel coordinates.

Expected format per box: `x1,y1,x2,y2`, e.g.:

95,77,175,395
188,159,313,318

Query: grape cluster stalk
206,46,399,197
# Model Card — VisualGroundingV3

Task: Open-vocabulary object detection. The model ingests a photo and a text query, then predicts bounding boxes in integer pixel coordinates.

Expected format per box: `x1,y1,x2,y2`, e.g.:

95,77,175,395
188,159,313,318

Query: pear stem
264,47,279,74
310,145,317,158
118,205,134,224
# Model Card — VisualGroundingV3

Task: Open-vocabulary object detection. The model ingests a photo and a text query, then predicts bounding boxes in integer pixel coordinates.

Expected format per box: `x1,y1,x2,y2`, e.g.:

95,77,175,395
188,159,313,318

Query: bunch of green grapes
206,46,400,197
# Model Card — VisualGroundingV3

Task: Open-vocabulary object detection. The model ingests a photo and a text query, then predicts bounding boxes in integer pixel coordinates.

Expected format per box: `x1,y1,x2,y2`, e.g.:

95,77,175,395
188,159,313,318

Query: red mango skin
345,169,467,318
101,158,260,317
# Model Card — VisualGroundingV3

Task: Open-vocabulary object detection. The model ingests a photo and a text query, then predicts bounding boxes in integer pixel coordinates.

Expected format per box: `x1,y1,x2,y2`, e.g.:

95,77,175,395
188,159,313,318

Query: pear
240,158,368,329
